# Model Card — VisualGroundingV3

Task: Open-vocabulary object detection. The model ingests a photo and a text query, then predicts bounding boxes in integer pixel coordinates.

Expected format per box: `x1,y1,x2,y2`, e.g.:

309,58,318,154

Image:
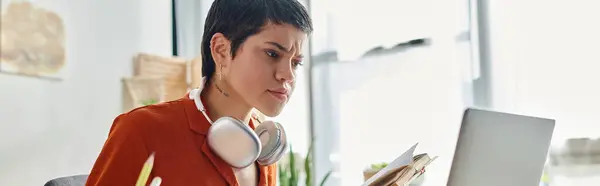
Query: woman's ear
209,33,232,69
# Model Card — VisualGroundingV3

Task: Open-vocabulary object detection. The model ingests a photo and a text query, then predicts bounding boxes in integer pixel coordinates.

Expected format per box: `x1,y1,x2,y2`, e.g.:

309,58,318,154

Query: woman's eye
266,51,279,58
293,61,304,68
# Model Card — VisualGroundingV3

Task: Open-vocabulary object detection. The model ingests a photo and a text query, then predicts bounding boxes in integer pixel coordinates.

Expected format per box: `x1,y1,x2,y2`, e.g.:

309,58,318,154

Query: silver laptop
447,108,555,186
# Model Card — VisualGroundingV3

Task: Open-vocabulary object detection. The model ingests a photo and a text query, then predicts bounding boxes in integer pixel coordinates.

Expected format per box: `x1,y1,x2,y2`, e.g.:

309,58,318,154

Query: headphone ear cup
207,117,261,168
255,121,288,165
271,122,289,161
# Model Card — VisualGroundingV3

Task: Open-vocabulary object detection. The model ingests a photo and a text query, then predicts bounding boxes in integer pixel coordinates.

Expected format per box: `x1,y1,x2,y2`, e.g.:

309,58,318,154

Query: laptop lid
447,108,555,186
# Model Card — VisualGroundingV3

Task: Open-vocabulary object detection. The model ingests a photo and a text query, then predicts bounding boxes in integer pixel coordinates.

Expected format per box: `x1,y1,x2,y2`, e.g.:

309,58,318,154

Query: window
310,41,476,186
485,1,600,184
309,0,475,185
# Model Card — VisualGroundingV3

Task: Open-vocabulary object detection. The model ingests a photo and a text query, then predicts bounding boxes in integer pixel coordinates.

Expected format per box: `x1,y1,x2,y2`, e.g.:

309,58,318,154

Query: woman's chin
255,107,283,118
262,110,281,118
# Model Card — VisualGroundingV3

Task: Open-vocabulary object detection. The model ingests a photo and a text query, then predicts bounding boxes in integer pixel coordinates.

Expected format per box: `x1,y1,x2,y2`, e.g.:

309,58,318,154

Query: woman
85,0,313,185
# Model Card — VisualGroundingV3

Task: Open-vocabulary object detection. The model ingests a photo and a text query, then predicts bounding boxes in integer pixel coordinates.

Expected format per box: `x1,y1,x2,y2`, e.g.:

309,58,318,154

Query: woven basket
121,76,164,112
133,53,188,101
190,56,203,89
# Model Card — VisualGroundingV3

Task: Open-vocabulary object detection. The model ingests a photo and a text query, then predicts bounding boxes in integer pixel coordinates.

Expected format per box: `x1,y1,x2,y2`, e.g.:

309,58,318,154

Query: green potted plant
278,143,332,186
140,99,158,106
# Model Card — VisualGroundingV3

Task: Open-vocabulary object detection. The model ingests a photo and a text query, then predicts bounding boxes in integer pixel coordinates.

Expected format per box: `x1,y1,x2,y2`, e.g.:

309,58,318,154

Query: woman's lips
268,90,288,102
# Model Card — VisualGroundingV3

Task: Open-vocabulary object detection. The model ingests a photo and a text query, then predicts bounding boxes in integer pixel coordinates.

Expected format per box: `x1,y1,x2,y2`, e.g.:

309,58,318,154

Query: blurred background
1,0,599,185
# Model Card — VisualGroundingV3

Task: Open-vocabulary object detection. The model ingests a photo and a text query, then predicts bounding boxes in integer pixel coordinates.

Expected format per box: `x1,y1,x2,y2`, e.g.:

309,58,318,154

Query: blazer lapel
258,165,270,186
182,96,238,185
184,93,272,186
201,139,239,186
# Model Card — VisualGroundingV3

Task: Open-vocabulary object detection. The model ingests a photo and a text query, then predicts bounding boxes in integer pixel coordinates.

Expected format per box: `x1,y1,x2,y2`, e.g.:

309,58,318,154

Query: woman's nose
275,60,295,83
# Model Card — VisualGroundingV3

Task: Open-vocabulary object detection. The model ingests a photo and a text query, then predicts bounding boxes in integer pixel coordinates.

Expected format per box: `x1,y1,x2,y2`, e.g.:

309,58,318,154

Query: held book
362,143,437,186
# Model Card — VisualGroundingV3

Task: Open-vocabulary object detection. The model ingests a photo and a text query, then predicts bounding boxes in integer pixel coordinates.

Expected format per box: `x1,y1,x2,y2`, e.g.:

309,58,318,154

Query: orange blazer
86,95,277,186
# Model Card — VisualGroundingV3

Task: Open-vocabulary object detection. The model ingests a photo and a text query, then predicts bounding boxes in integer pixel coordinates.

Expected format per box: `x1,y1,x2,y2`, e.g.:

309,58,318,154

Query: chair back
44,175,88,186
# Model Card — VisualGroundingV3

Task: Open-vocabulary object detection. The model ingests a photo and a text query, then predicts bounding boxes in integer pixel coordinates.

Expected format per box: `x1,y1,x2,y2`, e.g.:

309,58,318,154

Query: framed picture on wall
0,0,67,80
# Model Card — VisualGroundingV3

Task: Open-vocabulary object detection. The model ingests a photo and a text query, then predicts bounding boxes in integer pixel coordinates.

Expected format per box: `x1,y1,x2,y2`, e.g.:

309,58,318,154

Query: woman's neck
201,82,253,125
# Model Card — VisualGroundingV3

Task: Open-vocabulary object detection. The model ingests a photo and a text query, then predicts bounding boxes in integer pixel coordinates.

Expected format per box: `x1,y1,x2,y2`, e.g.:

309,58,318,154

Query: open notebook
362,143,437,186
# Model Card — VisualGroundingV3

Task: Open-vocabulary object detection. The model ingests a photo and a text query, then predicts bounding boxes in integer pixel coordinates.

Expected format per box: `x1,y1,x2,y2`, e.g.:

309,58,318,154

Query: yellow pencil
149,177,162,186
135,153,155,186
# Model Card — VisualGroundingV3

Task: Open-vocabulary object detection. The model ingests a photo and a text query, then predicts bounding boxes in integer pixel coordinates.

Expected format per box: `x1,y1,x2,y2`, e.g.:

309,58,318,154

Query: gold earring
219,64,224,81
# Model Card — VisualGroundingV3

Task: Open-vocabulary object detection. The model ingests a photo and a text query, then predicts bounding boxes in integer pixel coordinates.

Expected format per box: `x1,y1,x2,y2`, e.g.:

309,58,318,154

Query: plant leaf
289,145,297,186
305,142,314,186
319,170,333,186
140,99,158,106
278,165,286,186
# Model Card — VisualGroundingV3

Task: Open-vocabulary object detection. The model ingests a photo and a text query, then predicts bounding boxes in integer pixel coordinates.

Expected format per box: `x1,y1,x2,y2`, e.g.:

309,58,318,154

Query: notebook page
362,143,418,186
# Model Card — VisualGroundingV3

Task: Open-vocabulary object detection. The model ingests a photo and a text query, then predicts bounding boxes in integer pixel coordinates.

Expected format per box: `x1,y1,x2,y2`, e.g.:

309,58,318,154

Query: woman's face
215,23,307,117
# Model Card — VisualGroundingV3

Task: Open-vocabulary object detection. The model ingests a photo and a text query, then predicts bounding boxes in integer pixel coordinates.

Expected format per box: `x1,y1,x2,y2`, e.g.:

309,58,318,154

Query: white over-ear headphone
189,78,289,168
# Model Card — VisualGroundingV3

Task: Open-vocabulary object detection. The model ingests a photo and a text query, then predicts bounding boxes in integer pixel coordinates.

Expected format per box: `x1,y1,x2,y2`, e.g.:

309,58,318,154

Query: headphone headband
190,76,287,168
191,76,263,125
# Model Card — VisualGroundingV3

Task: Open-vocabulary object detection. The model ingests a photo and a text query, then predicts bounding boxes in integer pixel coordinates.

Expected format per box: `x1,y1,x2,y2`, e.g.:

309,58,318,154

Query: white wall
0,0,172,185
